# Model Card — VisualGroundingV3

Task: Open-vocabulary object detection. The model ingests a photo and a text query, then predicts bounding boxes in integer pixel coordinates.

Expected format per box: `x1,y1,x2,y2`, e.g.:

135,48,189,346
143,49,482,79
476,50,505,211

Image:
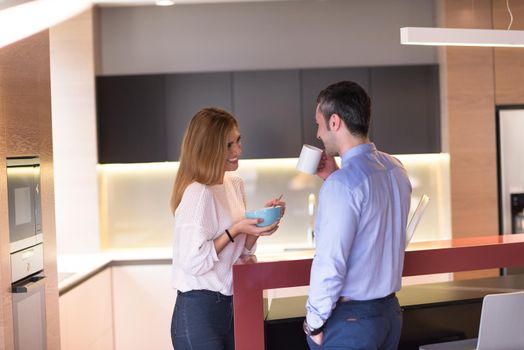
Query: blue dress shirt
306,143,412,329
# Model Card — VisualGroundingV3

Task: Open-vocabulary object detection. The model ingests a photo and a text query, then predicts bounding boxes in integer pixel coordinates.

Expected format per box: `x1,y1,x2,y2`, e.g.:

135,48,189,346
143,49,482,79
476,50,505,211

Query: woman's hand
236,255,258,264
230,218,279,238
264,198,286,218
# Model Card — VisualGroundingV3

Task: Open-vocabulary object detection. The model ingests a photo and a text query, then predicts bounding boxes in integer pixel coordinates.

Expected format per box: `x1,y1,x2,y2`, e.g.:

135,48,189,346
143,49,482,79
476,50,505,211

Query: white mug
296,144,323,175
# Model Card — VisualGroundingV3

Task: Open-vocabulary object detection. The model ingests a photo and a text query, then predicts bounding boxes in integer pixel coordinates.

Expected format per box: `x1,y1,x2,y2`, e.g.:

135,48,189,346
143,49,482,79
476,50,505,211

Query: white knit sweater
172,172,255,296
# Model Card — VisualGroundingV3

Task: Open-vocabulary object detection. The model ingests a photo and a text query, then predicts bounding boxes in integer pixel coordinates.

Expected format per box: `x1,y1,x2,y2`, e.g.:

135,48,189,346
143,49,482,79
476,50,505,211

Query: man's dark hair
316,81,371,137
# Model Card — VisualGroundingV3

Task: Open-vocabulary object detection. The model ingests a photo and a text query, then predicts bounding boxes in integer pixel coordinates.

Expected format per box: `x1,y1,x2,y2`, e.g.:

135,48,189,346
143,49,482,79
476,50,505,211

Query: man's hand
316,152,338,180
310,332,323,346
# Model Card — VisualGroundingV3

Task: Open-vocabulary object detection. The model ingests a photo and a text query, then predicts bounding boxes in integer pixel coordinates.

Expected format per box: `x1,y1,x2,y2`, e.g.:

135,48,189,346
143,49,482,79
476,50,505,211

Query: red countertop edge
232,233,524,350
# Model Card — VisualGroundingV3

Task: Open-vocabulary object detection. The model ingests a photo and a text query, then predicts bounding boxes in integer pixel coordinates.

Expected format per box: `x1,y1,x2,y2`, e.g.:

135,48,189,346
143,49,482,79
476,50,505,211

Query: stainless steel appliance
511,193,524,234
496,107,524,274
7,157,47,350
7,157,42,253
12,275,47,350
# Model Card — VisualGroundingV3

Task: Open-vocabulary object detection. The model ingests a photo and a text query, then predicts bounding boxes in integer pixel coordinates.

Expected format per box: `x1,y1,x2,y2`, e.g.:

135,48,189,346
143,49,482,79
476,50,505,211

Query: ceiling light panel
401,27,524,48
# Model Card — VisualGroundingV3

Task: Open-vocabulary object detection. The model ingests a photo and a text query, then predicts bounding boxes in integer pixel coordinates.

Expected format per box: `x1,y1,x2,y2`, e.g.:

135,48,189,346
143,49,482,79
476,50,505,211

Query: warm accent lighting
400,27,524,48
155,0,175,5
0,0,92,49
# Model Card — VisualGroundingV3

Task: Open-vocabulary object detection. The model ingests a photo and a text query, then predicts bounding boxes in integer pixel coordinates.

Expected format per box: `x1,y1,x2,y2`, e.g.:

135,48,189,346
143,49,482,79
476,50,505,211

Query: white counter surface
56,246,315,294
57,247,172,293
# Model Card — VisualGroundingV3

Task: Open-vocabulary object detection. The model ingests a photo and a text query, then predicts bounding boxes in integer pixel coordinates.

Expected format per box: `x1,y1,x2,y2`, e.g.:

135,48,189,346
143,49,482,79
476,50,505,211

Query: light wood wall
441,0,524,279
493,0,524,105
0,31,60,350
442,0,498,238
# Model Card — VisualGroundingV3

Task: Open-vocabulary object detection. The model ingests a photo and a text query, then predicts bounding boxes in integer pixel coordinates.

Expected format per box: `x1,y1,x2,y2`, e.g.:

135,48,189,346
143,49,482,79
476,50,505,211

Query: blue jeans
306,294,402,350
171,290,235,350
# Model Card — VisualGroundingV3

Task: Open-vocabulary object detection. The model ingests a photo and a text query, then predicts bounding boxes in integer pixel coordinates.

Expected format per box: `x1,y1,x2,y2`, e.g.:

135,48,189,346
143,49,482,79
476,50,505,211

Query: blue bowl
245,206,282,227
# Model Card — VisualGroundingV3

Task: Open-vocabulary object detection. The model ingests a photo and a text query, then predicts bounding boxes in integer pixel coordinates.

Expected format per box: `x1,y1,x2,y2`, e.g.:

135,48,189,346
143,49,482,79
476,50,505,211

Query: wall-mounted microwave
7,157,43,254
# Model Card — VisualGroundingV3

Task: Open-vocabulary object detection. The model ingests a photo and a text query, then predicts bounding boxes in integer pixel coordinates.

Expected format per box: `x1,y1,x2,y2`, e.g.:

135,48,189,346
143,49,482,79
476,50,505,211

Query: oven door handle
12,275,45,294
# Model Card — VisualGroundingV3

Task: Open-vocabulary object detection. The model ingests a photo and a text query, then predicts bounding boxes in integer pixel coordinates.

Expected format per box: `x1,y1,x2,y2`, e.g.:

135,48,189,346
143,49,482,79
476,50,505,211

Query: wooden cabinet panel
370,65,440,154
0,30,59,350
165,72,232,160
112,264,176,350
232,70,302,158
59,268,113,350
0,30,50,157
96,75,166,163
493,0,524,105
301,68,370,148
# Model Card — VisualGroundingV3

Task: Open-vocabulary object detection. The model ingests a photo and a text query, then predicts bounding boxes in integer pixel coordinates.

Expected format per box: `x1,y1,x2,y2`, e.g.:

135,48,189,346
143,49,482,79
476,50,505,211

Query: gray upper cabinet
96,75,166,163
96,65,440,163
301,68,370,148
165,72,233,160
370,65,440,154
232,70,302,159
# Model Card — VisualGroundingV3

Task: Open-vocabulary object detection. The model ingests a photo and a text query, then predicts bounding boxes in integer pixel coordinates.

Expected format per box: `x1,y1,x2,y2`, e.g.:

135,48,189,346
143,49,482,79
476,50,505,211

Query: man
303,81,412,349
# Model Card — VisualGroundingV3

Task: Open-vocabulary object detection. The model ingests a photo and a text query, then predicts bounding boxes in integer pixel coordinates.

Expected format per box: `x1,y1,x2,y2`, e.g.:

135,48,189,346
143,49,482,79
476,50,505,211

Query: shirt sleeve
305,178,361,328
173,185,220,276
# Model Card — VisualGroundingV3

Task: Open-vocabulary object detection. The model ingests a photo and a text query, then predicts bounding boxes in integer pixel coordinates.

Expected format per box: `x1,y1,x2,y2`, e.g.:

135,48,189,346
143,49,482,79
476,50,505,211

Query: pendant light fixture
401,0,524,48
400,27,524,48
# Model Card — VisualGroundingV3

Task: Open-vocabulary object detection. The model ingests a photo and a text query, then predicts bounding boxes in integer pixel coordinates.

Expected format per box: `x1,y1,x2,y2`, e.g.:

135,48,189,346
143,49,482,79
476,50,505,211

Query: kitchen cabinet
165,72,233,160
96,74,166,163
301,67,370,148
370,65,440,154
95,65,440,163
112,263,176,350
59,268,114,350
232,70,302,159
0,37,47,157
264,295,481,350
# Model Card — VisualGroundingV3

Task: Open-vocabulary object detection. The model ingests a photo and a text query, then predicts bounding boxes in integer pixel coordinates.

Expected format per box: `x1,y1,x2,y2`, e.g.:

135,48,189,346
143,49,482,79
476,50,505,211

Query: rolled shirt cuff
306,312,325,330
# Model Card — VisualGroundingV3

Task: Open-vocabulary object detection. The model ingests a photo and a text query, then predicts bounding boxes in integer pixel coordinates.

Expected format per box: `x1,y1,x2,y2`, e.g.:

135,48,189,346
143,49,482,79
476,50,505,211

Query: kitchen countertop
232,233,524,350
264,273,524,320
57,233,524,295
56,246,315,295
57,233,524,296
57,247,172,294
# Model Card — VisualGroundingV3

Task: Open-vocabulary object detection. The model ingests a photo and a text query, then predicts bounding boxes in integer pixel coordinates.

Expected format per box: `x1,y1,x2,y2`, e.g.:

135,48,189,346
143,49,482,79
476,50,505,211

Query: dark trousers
307,294,402,350
171,290,235,350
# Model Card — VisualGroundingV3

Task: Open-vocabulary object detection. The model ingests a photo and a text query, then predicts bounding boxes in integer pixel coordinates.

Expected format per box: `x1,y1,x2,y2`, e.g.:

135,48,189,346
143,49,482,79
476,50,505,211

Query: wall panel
0,30,59,349
441,0,499,279
493,0,524,105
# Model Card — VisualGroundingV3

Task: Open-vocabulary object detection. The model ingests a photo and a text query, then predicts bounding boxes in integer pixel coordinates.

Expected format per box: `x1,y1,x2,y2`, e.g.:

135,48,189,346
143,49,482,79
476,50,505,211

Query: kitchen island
232,233,524,350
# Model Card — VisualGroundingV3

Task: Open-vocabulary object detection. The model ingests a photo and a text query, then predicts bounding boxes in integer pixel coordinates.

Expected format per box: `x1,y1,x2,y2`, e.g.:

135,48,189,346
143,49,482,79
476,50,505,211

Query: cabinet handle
21,249,35,260
12,276,45,294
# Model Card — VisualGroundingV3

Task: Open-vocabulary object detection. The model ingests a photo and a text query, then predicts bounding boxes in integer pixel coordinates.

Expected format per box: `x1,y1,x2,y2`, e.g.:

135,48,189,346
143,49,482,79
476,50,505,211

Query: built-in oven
7,157,47,350
7,157,42,253
11,273,47,350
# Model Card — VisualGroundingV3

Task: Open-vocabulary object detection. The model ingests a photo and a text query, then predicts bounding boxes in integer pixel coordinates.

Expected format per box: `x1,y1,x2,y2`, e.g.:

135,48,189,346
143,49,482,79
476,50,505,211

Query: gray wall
97,0,436,75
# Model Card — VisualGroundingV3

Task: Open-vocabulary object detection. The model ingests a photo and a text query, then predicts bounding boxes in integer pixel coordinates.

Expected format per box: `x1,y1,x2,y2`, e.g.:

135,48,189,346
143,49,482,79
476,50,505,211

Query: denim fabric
306,294,402,350
171,290,235,350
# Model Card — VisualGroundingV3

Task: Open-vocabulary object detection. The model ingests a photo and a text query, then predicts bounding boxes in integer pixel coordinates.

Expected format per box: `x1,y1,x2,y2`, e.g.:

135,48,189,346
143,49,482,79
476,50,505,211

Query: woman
170,107,284,350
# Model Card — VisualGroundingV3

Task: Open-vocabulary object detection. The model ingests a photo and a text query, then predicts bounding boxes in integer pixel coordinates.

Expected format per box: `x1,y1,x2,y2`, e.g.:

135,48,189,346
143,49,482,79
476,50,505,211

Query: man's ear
329,114,342,131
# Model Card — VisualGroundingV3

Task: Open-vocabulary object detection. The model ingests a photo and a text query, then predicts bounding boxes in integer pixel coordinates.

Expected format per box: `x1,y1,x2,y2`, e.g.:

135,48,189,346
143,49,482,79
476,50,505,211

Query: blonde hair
170,107,238,213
